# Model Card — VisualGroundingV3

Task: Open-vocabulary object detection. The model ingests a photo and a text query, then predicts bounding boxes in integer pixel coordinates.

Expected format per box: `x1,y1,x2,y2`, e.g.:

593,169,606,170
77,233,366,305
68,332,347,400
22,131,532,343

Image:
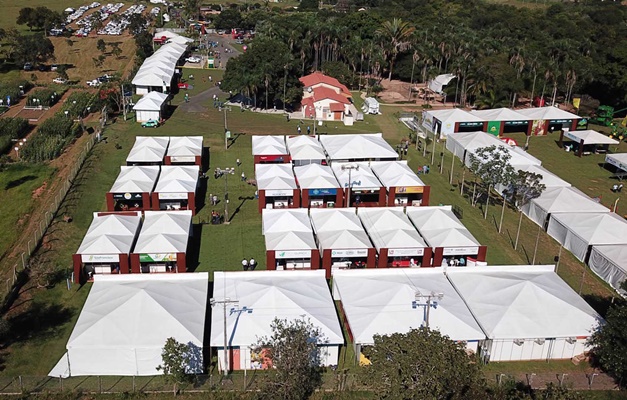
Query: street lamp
341,164,359,207
306,86,319,140
216,167,235,224
413,291,444,329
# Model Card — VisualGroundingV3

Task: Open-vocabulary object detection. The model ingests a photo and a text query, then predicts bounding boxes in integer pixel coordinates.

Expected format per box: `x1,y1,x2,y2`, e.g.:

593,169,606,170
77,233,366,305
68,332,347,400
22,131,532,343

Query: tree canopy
589,302,627,388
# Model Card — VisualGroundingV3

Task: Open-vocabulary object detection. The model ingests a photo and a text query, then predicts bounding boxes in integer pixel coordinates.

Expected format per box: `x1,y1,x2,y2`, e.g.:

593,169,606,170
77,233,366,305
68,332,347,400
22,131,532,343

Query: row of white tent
126,136,203,165
109,165,199,199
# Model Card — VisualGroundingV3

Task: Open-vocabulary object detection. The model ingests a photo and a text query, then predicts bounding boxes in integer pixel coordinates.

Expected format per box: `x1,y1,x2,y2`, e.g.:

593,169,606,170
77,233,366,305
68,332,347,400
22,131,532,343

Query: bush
62,91,100,118
0,117,30,154
20,113,81,162
27,88,61,107
0,79,32,106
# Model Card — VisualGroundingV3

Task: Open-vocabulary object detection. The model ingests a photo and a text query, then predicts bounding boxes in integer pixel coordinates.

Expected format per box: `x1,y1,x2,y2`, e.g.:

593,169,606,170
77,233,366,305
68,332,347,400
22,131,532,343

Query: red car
178,82,190,89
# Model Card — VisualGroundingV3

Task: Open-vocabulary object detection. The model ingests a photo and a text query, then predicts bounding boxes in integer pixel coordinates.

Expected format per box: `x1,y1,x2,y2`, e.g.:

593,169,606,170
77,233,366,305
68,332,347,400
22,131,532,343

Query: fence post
18,376,22,393
132,376,135,392
21,253,26,270
59,376,63,391
99,376,102,393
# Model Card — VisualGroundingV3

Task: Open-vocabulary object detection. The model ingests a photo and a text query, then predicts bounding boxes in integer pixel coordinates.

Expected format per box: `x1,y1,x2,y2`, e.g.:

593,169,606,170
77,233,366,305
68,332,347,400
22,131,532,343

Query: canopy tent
319,134,398,162
516,107,582,136
332,268,485,351
262,208,312,234
331,162,382,191
252,135,289,163
547,212,627,262
447,265,602,361
589,245,627,295
166,136,203,165
133,91,169,122
470,108,529,122
293,164,340,190
606,153,627,172
49,273,208,377
421,109,485,138
286,135,326,165
522,186,609,228
446,131,504,163
77,213,141,257
563,130,619,146
516,107,580,121
369,161,425,189
132,42,188,95
255,163,297,190
110,166,160,196
470,108,531,136
262,209,318,270
210,270,344,371
265,230,317,252
126,136,170,165
428,74,457,94
154,166,199,195
496,164,570,195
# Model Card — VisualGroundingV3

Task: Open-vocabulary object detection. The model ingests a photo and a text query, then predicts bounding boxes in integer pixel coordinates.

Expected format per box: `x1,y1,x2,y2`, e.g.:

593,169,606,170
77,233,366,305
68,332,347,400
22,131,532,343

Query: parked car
53,78,68,84
185,56,201,63
23,62,33,71
87,79,101,87
37,64,49,72
141,119,160,128
51,64,59,71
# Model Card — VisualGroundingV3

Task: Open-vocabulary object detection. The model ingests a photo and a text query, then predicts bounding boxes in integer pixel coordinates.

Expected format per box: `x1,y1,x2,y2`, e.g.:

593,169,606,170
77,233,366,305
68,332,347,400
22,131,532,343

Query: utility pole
120,83,127,121
216,167,235,224
341,164,359,207
210,297,239,376
224,107,229,151
414,291,444,329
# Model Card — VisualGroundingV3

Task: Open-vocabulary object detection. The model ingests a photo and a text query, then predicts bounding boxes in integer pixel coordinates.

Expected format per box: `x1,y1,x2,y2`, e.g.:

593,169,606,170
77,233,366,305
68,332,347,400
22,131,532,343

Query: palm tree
376,18,415,81
475,90,508,109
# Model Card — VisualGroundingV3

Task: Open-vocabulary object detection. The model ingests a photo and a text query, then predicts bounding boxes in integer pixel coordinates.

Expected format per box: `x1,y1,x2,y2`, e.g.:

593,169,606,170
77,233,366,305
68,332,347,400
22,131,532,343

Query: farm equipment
589,105,627,126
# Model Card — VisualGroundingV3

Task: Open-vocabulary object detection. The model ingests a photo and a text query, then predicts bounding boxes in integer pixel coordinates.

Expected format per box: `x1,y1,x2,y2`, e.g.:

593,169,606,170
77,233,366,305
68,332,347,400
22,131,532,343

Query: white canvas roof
428,73,457,94
332,162,382,191
133,211,192,254
369,161,425,188
507,146,543,167
49,273,208,377
563,130,619,145
167,136,203,158
265,231,317,252
426,108,484,124
406,206,480,249
286,135,326,161
589,245,627,295
77,212,142,256
293,164,340,189
547,212,627,262
132,42,187,88
332,268,485,345
319,134,399,161
154,166,199,194
210,270,343,349
133,91,168,112
606,153,627,172
154,30,193,42
447,265,601,339
357,207,427,251
310,208,372,250
470,108,530,121
262,208,312,234
126,136,170,164
251,135,288,156
522,186,609,227
255,163,297,190
445,131,505,161
110,166,160,194
516,107,580,121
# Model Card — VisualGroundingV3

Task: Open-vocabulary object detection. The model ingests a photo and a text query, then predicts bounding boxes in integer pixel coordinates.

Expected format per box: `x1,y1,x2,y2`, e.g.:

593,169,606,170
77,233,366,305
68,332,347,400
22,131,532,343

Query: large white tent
470,107,529,122
446,131,505,163
447,265,602,361
76,212,141,260
286,135,326,165
49,273,209,377
133,41,188,95
522,186,609,227
262,208,312,234
210,270,344,371
127,136,170,165
422,109,485,138
133,91,169,122
110,166,160,194
589,245,627,295
606,153,627,172
255,163,297,191
563,130,619,146
516,107,580,121
331,162,383,192
262,209,318,270
319,134,398,162
251,135,289,162
166,136,203,164
547,212,627,262
293,163,340,190
154,166,199,195
369,161,425,189
332,268,485,355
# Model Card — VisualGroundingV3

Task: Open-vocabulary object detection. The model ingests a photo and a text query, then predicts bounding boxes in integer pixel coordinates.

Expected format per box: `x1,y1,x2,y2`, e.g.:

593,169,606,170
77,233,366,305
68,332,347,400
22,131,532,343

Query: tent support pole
555,245,563,273
450,154,455,185
532,225,541,265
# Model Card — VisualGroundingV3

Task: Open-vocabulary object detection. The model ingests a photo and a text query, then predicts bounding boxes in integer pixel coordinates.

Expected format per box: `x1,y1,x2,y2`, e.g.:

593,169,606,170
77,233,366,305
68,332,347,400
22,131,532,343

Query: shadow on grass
582,294,623,318
4,175,37,190
196,177,208,215
6,301,72,345
227,132,245,149
228,197,253,222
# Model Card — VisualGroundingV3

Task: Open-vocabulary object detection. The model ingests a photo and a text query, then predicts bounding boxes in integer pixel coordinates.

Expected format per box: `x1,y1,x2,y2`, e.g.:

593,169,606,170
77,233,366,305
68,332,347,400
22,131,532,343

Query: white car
53,78,68,84
185,56,201,63
87,79,101,87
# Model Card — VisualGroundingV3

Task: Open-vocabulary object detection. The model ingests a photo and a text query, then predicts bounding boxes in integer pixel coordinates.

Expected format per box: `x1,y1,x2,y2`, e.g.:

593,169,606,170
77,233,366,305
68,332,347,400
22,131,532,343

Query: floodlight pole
210,297,239,376
307,86,319,140
415,291,444,329
342,164,359,207
218,167,235,224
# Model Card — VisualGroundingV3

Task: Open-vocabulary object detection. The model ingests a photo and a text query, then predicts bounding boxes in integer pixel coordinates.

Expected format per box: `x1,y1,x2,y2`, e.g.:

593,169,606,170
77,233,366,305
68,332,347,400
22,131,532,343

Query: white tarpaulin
132,42,188,93
319,134,398,161
310,208,373,251
332,162,383,191
49,273,208,377
77,212,142,257
406,206,480,252
516,107,580,121
110,166,160,194
606,153,627,172
262,209,312,234
447,265,602,361
133,211,192,254
522,186,608,227
210,270,343,370
252,135,288,156
167,136,203,159
369,161,425,189
357,207,427,252
428,74,457,94
547,212,627,262
293,164,340,189
589,245,627,295
286,135,326,162
445,131,504,162
133,91,168,112
154,166,199,195
255,163,297,190
563,130,619,146
126,136,170,164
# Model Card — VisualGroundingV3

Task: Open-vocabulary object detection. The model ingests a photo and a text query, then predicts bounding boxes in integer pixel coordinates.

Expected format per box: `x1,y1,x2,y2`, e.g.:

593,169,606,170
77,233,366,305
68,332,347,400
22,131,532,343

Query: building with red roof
299,72,352,98
300,72,356,124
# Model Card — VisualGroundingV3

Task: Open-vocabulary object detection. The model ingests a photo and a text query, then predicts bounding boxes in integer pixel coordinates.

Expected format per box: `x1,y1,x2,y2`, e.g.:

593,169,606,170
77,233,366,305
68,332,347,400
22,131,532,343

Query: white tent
406,206,465,230
49,273,209,377
516,107,580,121
286,135,326,165
255,163,297,190
310,208,373,252
606,153,627,172
422,109,485,138
154,31,193,43
547,212,627,262
445,131,504,163
154,165,199,195
126,136,170,164
262,208,312,234
210,270,344,371
265,231,317,253
470,108,530,122
133,210,192,255
110,166,160,194
496,164,570,195
252,135,288,156
319,134,398,162
447,265,602,361
522,186,609,227
76,212,142,259
357,207,427,255
293,164,340,190
332,268,485,352
589,245,627,295
563,130,619,146
132,42,188,95
332,162,382,191
427,74,457,94
133,91,169,122
167,136,203,163
369,161,425,189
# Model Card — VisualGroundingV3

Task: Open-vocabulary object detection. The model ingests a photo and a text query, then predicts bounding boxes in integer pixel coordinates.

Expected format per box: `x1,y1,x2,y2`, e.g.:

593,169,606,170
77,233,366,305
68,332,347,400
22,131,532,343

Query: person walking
297,125,301,134
242,258,249,271
249,258,257,270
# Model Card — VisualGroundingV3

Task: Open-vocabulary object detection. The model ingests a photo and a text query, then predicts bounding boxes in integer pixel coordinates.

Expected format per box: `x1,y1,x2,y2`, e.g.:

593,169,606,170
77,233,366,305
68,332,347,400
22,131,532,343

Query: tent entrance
388,256,422,268
140,262,177,273
265,196,293,209
84,263,120,280
115,199,144,211
309,196,336,208
331,257,367,269
394,194,423,206
349,191,379,207
277,258,311,270
158,199,189,211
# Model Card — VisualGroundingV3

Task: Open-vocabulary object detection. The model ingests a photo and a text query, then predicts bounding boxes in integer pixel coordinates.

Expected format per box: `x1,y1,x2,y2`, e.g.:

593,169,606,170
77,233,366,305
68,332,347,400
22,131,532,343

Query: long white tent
49,273,209,377
167,136,203,163
470,107,529,122
606,153,627,172
127,136,170,165
447,265,602,361
516,107,580,121
547,212,627,262
293,163,340,190
133,40,188,95
422,109,485,138
446,131,505,164
319,134,398,162
210,270,344,371
522,186,609,227
370,161,425,189
589,245,627,295
76,212,142,260
286,135,326,165
110,166,160,194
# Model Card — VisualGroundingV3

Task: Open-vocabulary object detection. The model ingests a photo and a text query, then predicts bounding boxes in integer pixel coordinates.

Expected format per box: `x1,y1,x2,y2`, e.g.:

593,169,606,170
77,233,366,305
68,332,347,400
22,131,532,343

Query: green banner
487,121,500,136
139,253,177,263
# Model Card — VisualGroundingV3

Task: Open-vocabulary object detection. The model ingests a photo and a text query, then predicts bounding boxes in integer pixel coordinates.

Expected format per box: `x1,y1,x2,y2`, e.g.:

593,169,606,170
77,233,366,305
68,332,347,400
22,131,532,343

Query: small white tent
166,136,203,164
589,245,627,295
127,136,170,165
522,186,608,227
262,208,312,234
293,164,340,190
606,153,627,172
331,162,383,191
319,134,398,162
76,212,142,259
563,130,619,146
286,135,326,165
133,91,169,122
110,166,160,194
369,161,425,189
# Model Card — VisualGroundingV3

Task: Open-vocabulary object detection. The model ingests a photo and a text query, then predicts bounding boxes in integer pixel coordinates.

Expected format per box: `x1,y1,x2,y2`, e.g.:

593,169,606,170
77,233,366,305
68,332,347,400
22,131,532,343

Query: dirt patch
31,181,47,200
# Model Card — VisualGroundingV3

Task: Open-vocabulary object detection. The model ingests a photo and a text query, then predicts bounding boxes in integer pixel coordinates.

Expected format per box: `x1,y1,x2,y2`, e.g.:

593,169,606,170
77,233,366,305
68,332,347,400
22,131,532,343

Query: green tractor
590,105,627,126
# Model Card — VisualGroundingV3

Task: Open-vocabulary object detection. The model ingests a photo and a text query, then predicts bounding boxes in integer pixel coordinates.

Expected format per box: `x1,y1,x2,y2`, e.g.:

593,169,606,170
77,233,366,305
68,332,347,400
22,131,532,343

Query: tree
254,318,325,400
468,145,515,219
376,18,415,81
157,337,193,393
363,327,486,400
13,34,55,65
96,39,107,54
299,0,319,11
56,65,69,81
184,0,201,21
503,170,545,248
16,7,36,30
213,9,243,30
589,303,627,388
109,42,122,59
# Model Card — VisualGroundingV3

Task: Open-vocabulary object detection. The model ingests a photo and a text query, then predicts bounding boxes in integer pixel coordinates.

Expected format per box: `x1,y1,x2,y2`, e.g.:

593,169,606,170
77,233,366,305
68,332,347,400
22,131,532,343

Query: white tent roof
262,208,312,234
548,212,627,247
428,73,457,94
50,274,208,377
167,136,203,158
369,161,425,188
496,164,570,196
132,42,187,88
133,91,168,112
110,166,160,194
154,31,193,42
255,163,297,190
406,206,480,249
332,268,485,345
507,146,543,167
447,265,601,339
133,211,192,254
427,109,484,124
77,212,142,256
126,136,170,164
319,134,399,161
265,231,317,251
293,164,340,189
445,131,505,161
286,135,326,161
516,107,580,121
251,135,288,156
310,208,372,250
522,186,608,227
589,245,627,295
210,270,343,348
357,207,427,251
154,166,199,194
470,108,530,121
331,162,382,191
606,153,627,172
563,130,619,145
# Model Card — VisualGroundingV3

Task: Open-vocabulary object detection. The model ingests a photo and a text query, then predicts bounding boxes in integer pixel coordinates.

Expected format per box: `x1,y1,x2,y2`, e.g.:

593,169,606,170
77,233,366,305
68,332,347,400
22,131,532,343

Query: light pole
210,297,239,376
306,86,319,140
216,167,235,224
341,164,359,207
413,291,444,329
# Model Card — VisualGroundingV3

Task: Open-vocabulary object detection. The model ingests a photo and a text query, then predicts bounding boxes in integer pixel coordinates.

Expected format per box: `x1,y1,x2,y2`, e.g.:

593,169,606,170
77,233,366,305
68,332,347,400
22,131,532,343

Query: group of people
211,210,222,224
417,165,430,175
442,256,466,267
242,258,257,271
611,183,624,193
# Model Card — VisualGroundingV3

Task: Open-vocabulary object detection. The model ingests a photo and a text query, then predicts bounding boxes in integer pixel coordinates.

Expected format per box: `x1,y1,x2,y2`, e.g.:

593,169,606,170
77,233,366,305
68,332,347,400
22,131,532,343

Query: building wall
136,109,160,123
488,338,588,362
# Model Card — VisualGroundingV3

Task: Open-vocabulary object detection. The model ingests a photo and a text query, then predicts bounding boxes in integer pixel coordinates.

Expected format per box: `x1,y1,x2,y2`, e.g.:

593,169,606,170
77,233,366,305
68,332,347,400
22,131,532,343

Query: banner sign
443,247,479,256
422,113,435,133
388,248,424,257
531,120,546,136
487,121,500,136
576,118,588,129
113,192,143,200
259,155,285,162
396,186,424,194
265,189,293,197
564,131,581,142
606,156,627,171
331,249,369,257
309,188,337,196
504,120,528,126
549,119,572,124
139,253,177,262
459,121,483,128
275,250,311,259
158,192,188,200
81,254,120,263
170,156,196,163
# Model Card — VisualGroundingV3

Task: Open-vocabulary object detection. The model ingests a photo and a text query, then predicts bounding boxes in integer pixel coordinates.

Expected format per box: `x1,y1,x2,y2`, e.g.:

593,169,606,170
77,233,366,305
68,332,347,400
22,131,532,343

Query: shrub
0,117,30,154
20,113,81,163
0,79,32,106
27,88,60,107
62,91,100,118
